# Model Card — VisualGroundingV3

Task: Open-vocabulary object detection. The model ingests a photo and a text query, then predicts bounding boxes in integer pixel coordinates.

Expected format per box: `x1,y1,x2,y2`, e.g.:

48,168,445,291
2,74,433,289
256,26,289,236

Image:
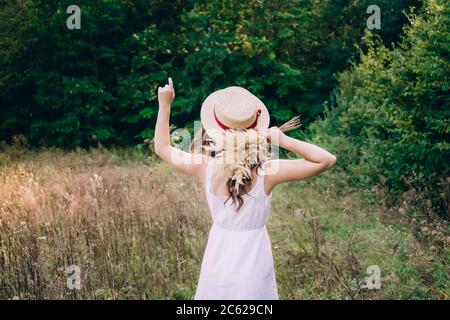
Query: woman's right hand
158,77,175,109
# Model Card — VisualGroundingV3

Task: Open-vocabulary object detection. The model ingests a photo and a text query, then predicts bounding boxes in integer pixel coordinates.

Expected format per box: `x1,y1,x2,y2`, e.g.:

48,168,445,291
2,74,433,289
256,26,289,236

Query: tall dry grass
0,147,448,299
0,147,210,299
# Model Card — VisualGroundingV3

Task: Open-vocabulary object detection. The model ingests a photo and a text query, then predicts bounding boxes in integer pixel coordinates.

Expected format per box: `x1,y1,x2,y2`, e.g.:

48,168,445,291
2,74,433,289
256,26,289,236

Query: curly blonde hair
204,128,271,210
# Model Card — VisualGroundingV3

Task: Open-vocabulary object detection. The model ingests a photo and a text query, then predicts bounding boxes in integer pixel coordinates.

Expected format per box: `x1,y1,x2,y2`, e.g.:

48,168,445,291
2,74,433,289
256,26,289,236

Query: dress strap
256,162,272,198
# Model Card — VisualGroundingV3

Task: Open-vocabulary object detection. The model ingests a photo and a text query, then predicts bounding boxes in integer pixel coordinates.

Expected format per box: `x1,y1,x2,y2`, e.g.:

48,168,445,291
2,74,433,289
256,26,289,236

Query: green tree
0,0,419,147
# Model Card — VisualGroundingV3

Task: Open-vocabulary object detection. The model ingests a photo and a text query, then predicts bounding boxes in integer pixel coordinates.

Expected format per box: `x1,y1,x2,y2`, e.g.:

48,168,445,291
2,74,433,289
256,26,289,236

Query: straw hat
200,87,270,135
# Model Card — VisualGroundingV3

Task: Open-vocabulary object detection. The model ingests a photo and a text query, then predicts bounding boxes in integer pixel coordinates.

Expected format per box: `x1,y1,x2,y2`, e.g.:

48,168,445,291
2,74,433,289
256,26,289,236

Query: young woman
154,78,336,300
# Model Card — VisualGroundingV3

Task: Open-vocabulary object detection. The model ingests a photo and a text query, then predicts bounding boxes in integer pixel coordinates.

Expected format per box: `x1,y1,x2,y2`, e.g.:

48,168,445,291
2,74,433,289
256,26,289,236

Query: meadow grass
0,147,448,299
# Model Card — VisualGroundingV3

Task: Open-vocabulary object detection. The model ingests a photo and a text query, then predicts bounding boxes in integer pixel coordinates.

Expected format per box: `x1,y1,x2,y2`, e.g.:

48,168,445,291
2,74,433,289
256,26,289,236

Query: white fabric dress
194,159,278,300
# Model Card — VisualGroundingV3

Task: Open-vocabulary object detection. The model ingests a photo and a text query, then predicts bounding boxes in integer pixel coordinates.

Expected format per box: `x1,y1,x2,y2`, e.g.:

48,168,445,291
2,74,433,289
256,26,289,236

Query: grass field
0,147,448,299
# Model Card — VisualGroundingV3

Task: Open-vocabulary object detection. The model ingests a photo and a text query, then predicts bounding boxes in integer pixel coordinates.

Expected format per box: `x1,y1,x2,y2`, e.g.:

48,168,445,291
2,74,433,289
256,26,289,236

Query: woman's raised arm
154,78,210,180
263,127,336,194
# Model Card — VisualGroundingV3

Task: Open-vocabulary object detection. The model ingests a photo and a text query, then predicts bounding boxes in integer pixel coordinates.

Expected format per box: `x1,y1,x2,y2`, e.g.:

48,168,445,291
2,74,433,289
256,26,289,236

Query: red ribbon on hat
214,109,262,130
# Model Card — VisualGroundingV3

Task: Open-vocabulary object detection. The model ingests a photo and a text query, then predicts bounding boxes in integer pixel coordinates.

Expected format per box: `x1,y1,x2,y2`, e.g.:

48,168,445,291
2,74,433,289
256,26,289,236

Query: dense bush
311,0,449,217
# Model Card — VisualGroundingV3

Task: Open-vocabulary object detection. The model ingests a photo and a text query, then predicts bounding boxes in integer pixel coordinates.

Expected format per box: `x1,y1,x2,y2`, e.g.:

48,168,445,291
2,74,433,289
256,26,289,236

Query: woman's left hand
158,77,175,108
257,126,286,146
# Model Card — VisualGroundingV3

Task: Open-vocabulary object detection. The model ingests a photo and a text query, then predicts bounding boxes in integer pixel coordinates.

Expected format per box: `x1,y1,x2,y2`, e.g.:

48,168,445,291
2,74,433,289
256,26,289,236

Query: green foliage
0,0,176,147
311,0,449,216
0,0,416,147
174,0,418,126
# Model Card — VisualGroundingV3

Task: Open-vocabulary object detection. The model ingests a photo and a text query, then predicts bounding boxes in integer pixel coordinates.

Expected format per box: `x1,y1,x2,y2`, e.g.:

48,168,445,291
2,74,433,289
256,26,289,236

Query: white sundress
194,158,278,300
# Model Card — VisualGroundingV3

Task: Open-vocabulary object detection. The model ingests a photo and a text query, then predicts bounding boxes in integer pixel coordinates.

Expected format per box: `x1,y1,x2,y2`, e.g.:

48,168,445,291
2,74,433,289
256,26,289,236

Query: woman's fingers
157,78,175,105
